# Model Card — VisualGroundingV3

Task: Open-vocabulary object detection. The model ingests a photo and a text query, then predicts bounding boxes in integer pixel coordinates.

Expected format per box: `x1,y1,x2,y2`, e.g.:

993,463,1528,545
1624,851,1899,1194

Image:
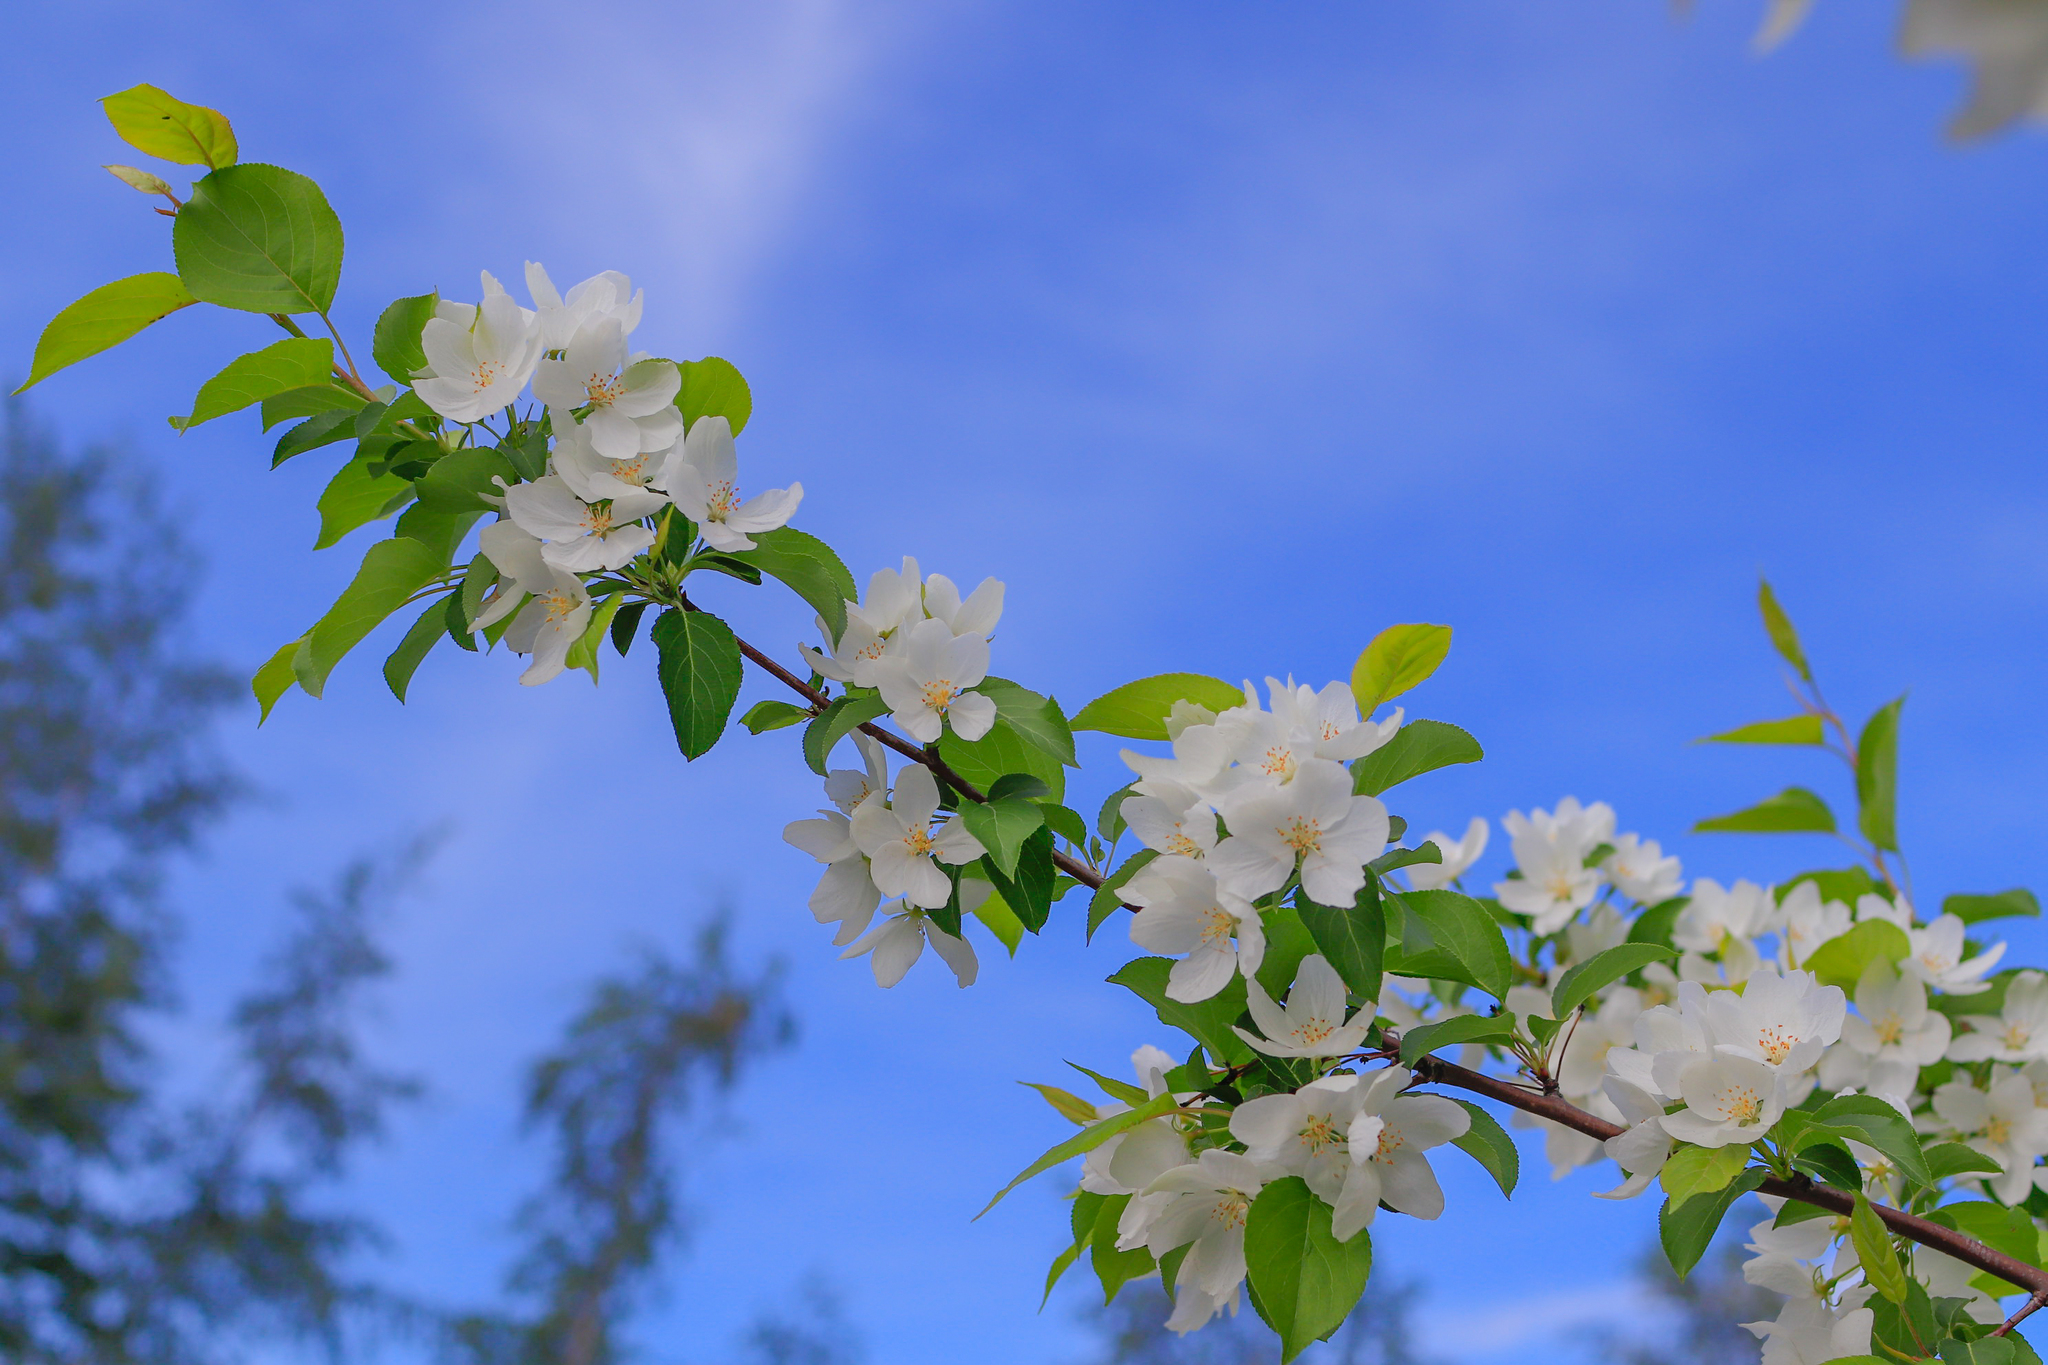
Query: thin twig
1994,1289,2048,1338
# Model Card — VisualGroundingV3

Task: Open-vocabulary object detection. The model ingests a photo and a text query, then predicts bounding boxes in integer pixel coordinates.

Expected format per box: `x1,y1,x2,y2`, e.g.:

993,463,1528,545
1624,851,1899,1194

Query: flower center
1291,1016,1334,1046
1717,1084,1763,1125
1211,1192,1250,1231
1320,721,1342,741
1374,1126,1404,1161
583,503,614,535
1873,1014,1904,1047
1296,1114,1342,1156
1196,906,1235,951
1278,816,1323,855
2005,1023,2032,1052
538,588,581,624
706,479,738,520
1545,871,1578,901
1166,831,1203,858
920,680,958,712
584,371,627,406
1755,1026,1796,1066
1987,1115,2013,1146
902,827,934,856
467,359,505,394
1258,746,1297,781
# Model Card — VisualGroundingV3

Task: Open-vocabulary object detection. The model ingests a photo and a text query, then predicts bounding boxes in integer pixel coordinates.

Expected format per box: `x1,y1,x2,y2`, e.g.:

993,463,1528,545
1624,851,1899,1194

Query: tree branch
1408,1050,2048,1299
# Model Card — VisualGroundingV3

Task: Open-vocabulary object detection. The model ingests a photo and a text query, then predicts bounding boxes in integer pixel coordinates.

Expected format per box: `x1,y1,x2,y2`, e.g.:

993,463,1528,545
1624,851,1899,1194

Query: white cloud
1418,1278,1656,1358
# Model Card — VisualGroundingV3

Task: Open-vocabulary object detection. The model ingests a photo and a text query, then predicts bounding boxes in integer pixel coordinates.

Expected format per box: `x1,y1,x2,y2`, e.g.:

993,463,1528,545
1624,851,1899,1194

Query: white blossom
1773,881,1854,970
1080,1045,1190,1196
1209,760,1389,906
1602,833,1683,905
1835,959,1951,1097
1406,817,1488,891
1124,857,1265,1003
870,617,997,744
1949,970,2048,1063
1902,913,2005,995
501,564,591,686
1927,1070,2048,1202
1234,954,1373,1058
412,271,542,423
524,262,643,349
1673,878,1773,954
1121,1150,1269,1327
1337,1066,1469,1237
847,763,985,908
840,902,977,988
503,474,664,573
532,318,683,460
1119,784,1217,861
663,415,802,552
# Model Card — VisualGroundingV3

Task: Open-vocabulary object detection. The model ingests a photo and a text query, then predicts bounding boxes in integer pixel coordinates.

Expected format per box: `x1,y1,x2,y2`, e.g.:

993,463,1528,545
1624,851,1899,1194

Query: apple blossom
1947,969,2048,1063
532,317,683,460
1209,760,1389,906
503,475,665,573
848,763,986,908
1902,912,2005,994
502,565,591,686
840,901,978,988
525,261,643,349
870,617,998,744
1927,1070,2048,1202
664,415,803,552
1123,856,1264,1002
412,271,543,423
1335,1066,1469,1237
1406,816,1488,891
1233,954,1373,1058
1602,832,1683,905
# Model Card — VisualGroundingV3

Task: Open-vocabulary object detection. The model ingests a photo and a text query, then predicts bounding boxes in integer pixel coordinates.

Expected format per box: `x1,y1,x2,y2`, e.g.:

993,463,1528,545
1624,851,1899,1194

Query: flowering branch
1407,1048,2048,1301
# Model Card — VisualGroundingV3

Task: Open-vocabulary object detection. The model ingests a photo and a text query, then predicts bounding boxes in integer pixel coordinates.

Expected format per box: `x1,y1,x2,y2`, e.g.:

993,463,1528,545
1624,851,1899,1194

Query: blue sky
4,2,2048,1361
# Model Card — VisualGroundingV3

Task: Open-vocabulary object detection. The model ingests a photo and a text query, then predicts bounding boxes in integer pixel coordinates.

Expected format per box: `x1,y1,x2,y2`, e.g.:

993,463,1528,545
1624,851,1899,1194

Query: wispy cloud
1418,1278,1655,1359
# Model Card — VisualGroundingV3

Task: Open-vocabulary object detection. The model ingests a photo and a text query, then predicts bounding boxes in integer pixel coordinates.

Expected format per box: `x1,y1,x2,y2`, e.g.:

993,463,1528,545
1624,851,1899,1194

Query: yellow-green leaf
171,337,334,430
1352,623,1452,716
296,537,448,698
1757,578,1810,681
1850,1192,1908,1305
252,635,307,724
103,164,174,197
1659,1143,1751,1203
1801,919,1910,991
1692,786,1835,835
977,1089,1179,1219
1699,715,1824,745
101,83,237,168
14,273,198,393
1021,1083,1098,1126
315,453,413,550
1070,673,1245,741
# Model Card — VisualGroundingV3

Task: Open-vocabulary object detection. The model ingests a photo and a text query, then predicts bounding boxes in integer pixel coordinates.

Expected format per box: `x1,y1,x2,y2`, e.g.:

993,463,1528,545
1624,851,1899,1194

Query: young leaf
105,163,177,197
1659,1143,1751,1203
1108,956,1253,1065
1852,1192,1909,1306
1351,623,1452,716
1923,1142,2005,1181
1810,1094,1932,1187
1370,845,1442,875
1039,802,1089,850
1551,944,1678,1020
610,600,649,656
728,527,857,643
802,692,888,775
978,678,1077,767
1698,715,1825,745
939,714,1067,802
173,163,345,314
315,453,412,550
1800,920,1911,992
1397,1013,1514,1064
15,273,198,393
382,595,449,701
563,591,627,681
977,1089,1179,1218
1385,889,1512,1001
1757,578,1811,681
970,878,1025,955
372,293,437,384
1627,897,1687,949
958,797,1047,878
1243,1177,1373,1363
1021,1082,1097,1125
295,536,447,697
414,448,516,513
1070,673,1245,741
1447,1099,1519,1197
265,383,361,431
1096,782,1136,842
677,356,753,436
740,700,810,735
1297,877,1385,1005
172,337,334,429
252,634,306,724
101,83,236,167
1857,696,1904,852
1660,1168,1768,1277
652,610,745,760
979,827,1056,931
1068,1063,1147,1106
1944,890,2042,925
1349,719,1483,796
1692,786,1836,834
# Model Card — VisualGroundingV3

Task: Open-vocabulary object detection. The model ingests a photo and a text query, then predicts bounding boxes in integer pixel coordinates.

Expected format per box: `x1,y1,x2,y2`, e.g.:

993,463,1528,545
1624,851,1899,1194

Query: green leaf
980,826,1056,931
1298,877,1385,1005
987,773,1052,802
652,610,744,760
1371,845,1442,875
414,448,514,513
1659,1168,1768,1277
1069,673,1245,741
1040,802,1089,850
1552,944,1678,1020
296,537,447,697
1941,1339,2022,1365
1756,578,1812,681
728,527,856,643
1096,783,1136,843
173,163,344,314
610,600,648,656
14,273,198,393
1349,719,1483,796
372,293,437,383
1810,1094,1931,1188
740,700,810,735
1351,623,1452,716
939,714,1067,802
676,356,753,436
1447,1099,1518,1198
1924,1142,2006,1181
1801,919,1911,992
1944,889,2042,925
1857,696,1904,852
1627,897,1687,949
1243,1177,1373,1363
172,337,334,429
1699,715,1825,745
976,1089,1179,1218
381,595,450,702
1088,849,1156,943
969,878,1025,954
1692,786,1836,835
315,452,413,550
978,678,1077,767
1090,1192,1157,1304
564,591,626,681
1781,867,1879,906
1108,956,1253,1065
1022,1082,1098,1125
1929,1201,2044,1279
252,635,306,724
1385,889,1512,1001
264,382,362,429
101,83,236,167
1398,1013,1515,1064
803,692,888,775
959,797,1047,877
1659,1143,1752,1203
1852,1192,1909,1306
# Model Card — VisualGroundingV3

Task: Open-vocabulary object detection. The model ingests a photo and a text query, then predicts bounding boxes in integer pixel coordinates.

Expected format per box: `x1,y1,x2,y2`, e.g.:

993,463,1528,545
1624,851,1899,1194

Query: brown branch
1408,1050,2048,1299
